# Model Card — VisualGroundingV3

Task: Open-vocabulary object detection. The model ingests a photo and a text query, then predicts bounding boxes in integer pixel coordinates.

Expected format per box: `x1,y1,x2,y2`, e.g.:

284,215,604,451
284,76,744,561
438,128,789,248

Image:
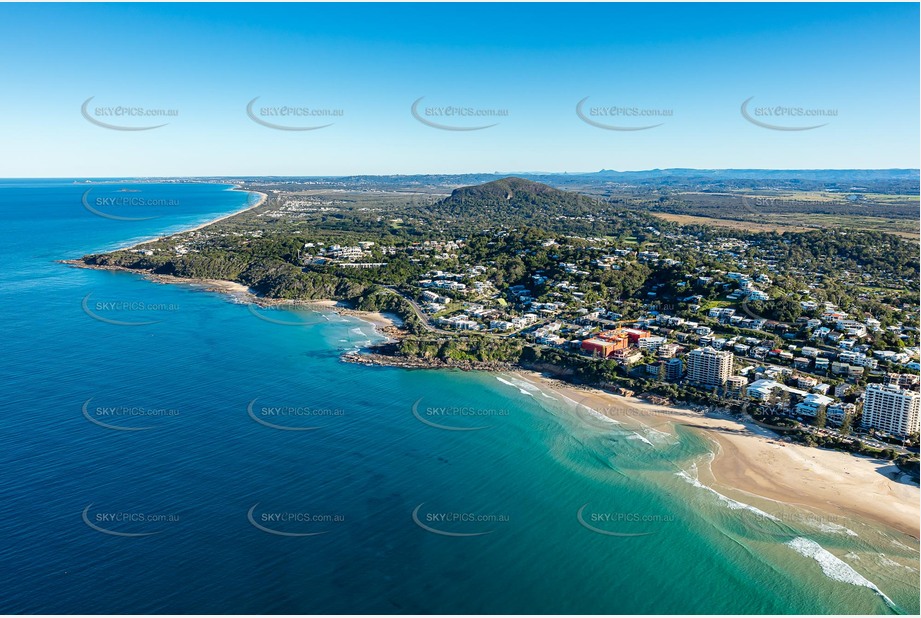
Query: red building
581,338,618,357
596,330,630,350
619,328,651,344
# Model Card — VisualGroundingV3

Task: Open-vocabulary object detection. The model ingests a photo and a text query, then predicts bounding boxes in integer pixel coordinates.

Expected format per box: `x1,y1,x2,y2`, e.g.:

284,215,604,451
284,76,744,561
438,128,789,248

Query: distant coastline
178,186,268,238
121,186,267,253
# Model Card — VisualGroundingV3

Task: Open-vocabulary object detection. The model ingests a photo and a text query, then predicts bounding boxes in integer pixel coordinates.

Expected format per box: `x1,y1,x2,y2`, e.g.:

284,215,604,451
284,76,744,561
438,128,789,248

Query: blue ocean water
0,181,917,614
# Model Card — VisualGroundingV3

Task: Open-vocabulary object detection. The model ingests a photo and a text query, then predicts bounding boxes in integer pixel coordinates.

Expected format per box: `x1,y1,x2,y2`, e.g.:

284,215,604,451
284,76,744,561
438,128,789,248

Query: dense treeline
398,335,524,363
353,288,427,335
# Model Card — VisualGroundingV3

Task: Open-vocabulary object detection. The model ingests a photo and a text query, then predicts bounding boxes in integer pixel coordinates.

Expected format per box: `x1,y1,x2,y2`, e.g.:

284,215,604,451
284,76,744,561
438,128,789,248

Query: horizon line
2,167,919,180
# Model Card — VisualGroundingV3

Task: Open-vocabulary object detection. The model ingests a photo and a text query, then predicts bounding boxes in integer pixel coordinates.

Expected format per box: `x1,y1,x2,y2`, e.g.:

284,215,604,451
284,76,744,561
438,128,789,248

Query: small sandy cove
514,370,920,538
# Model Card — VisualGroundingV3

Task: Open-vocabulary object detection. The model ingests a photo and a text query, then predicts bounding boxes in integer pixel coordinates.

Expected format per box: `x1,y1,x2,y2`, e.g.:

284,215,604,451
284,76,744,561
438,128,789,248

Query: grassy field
652,211,918,239
651,213,813,234
767,213,918,238
700,299,735,312
643,190,919,239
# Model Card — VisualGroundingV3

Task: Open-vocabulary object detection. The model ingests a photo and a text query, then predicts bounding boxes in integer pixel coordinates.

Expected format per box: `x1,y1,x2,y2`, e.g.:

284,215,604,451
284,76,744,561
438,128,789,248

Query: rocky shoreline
62,260,407,336
341,347,514,372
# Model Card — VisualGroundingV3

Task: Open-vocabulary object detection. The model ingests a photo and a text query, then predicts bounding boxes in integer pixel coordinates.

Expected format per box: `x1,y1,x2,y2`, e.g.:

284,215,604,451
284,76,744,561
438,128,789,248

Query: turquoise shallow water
0,180,917,614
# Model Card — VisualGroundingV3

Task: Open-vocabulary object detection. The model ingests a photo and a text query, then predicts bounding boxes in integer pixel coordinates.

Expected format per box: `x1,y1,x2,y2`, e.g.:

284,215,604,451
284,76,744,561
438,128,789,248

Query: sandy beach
513,370,920,538
65,260,400,337
306,299,401,333
182,187,267,234
118,187,267,253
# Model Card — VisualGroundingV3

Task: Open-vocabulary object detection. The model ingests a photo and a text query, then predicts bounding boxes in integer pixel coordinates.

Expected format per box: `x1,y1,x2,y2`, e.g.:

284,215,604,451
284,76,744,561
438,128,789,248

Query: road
380,285,558,340
380,285,454,334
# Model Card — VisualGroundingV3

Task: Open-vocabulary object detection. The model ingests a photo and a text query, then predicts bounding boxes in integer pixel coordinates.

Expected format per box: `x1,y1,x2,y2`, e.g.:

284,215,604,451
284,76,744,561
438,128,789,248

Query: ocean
0,180,917,614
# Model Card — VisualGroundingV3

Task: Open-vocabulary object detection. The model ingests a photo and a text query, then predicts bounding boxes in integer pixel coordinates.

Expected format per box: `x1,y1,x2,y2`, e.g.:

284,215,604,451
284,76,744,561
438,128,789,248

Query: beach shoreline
174,186,268,239
511,369,920,539
106,186,268,255
62,261,400,337
307,299,401,334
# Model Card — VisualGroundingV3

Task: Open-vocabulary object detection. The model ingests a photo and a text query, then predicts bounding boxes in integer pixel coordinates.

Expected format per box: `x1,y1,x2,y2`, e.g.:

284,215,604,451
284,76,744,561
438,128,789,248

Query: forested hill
429,177,663,236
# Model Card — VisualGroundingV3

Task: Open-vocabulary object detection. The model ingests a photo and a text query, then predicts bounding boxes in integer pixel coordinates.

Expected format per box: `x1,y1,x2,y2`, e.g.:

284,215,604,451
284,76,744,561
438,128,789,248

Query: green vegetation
398,335,525,364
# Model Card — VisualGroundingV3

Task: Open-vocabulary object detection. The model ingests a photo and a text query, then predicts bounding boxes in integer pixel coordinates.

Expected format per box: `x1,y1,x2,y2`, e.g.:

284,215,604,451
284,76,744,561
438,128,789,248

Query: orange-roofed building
581,338,618,357
596,330,630,350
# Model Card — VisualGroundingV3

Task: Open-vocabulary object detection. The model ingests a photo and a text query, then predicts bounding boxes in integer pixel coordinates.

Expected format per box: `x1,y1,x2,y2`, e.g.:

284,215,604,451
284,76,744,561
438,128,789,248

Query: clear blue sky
0,2,917,176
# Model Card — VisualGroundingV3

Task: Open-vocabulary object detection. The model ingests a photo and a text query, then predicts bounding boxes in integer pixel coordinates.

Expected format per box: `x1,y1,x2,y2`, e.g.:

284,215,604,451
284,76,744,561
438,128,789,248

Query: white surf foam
675,469,779,521
580,403,622,425
639,425,674,446
495,376,537,397
787,537,896,609
513,378,542,394
627,434,654,446
816,521,858,537
877,553,918,572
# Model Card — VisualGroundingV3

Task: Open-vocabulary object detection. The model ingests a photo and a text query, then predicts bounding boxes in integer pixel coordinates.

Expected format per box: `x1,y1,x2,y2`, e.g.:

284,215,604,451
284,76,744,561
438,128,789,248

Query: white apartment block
687,346,733,387
862,384,921,437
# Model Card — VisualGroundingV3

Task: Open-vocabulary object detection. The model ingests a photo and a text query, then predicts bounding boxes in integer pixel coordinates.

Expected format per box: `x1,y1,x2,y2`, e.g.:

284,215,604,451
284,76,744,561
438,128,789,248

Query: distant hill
427,176,661,236
433,177,596,221
441,177,577,207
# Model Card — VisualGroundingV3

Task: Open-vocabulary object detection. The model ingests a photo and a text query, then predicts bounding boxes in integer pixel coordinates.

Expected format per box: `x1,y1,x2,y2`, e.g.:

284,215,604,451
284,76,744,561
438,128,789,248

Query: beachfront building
745,379,809,402
610,348,644,366
686,346,733,387
646,357,684,382
726,375,748,396
827,402,857,426
861,384,921,437
794,393,834,418
666,358,683,382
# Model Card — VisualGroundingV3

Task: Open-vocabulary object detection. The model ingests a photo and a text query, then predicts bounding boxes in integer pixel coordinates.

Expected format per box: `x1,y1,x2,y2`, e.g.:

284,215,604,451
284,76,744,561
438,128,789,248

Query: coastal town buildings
862,384,921,437
687,346,734,387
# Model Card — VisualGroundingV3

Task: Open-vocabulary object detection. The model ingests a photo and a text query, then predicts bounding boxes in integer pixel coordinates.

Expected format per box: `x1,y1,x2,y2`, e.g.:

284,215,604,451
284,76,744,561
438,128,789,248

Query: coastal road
380,285,555,341
380,286,454,335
